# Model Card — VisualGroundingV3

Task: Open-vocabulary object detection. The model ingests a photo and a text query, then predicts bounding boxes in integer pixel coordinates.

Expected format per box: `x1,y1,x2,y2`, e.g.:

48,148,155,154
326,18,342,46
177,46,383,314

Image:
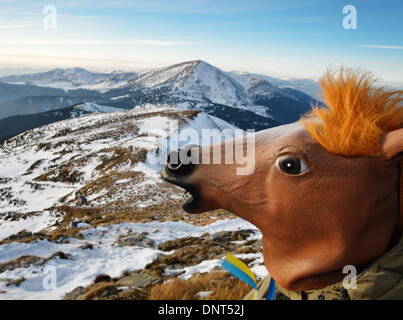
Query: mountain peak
63,67,90,74
168,60,216,70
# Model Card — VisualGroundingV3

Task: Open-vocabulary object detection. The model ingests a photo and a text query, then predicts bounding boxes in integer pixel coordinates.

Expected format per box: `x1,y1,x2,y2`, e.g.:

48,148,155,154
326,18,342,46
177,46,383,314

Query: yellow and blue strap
266,276,276,300
221,253,276,300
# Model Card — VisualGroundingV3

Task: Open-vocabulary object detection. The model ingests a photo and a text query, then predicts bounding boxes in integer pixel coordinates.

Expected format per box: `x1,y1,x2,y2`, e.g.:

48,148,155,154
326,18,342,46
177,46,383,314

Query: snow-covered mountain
117,60,317,124
229,71,321,100
0,63,319,100
87,71,138,93
226,70,320,124
73,102,122,114
0,61,320,139
132,61,250,108
0,105,264,299
0,68,113,91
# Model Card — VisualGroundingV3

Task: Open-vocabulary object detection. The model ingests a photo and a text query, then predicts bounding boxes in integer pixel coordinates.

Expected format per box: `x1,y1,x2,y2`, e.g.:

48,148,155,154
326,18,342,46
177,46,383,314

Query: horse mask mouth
161,165,200,211
161,146,201,212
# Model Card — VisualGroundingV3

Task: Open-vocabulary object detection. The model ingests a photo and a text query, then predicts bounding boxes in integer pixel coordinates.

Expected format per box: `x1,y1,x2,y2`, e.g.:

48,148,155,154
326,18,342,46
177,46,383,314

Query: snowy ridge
73,103,122,114
131,61,255,109
135,60,198,89
0,68,112,91
85,72,138,93
229,71,321,100
182,61,250,107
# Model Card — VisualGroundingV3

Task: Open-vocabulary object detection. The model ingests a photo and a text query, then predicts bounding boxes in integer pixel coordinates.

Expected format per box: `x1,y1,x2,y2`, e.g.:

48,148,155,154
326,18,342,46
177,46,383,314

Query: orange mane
301,67,403,232
301,68,403,157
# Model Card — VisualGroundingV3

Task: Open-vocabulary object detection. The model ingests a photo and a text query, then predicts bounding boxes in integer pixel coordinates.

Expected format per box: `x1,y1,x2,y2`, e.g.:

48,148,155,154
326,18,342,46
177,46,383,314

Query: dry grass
110,288,149,300
0,251,69,273
205,277,252,300
36,139,75,151
24,159,44,175
148,272,251,300
33,145,146,184
34,164,83,184
78,170,143,199
82,283,119,300
0,255,46,273
94,146,147,174
94,274,113,283
146,230,259,271
0,230,49,245
5,277,26,287
129,110,200,127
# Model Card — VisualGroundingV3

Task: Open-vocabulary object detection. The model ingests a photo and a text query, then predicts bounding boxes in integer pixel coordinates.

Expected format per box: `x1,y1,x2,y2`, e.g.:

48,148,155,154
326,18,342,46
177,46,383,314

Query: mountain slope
0,81,105,120
0,103,123,142
87,71,138,93
0,106,265,299
0,106,240,217
0,96,87,120
229,71,321,100
0,83,67,103
198,103,278,131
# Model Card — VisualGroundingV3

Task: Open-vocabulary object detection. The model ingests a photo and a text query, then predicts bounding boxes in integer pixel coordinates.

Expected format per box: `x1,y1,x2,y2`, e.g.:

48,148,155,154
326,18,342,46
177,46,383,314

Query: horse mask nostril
166,145,199,174
167,150,182,171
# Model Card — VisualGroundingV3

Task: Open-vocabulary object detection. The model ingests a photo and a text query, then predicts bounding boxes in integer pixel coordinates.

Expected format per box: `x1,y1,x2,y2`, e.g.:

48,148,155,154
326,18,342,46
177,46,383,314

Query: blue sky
0,0,402,83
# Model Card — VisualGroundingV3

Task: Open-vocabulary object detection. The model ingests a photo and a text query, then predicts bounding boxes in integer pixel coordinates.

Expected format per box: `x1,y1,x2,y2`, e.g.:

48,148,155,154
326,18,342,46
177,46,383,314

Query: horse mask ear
381,128,403,160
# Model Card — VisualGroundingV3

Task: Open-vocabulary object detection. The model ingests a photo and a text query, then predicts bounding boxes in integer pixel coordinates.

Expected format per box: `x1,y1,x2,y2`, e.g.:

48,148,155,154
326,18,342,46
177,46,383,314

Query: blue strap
266,277,276,300
222,254,276,300
221,259,258,290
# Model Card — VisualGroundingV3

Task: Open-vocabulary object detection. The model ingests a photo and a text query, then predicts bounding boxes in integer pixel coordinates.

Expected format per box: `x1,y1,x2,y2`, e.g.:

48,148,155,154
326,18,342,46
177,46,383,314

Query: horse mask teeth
182,191,194,208
187,192,193,201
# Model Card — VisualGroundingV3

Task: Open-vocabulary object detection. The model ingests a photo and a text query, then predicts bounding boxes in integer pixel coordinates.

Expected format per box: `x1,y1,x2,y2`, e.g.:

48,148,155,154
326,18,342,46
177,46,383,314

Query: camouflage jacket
243,235,403,300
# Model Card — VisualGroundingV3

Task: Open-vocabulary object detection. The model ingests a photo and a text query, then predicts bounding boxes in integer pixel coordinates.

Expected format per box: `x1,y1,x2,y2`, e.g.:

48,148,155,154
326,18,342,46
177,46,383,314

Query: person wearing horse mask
162,68,403,300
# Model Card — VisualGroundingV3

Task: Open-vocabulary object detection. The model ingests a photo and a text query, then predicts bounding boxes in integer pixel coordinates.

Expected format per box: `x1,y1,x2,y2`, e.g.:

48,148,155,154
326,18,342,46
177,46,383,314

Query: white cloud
18,12,104,20
0,24,31,28
359,45,403,50
0,38,195,46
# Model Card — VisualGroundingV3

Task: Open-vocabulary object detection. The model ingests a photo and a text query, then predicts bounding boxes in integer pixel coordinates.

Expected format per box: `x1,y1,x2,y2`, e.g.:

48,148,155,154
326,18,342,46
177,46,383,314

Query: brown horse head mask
161,68,403,291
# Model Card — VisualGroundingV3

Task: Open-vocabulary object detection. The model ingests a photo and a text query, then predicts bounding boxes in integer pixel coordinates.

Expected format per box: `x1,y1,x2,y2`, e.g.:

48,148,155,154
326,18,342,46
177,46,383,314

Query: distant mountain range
0,60,323,141
0,103,122,142
0,67,112,91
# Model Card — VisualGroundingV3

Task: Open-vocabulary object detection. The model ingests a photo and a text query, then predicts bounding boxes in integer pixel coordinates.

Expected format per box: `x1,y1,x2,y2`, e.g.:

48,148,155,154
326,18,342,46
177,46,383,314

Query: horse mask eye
276,155,308,175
